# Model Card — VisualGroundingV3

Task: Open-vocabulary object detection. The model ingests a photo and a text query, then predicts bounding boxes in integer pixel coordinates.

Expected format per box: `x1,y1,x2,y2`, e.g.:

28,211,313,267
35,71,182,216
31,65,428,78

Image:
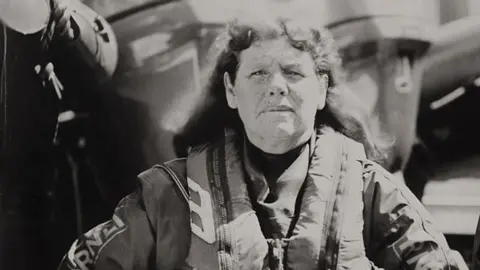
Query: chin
270,124,296,138
263,148,288,155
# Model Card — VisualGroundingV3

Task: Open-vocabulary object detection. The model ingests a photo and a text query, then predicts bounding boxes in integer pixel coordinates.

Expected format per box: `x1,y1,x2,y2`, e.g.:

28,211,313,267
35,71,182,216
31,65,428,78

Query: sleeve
362,161,465,270
57,178,155,270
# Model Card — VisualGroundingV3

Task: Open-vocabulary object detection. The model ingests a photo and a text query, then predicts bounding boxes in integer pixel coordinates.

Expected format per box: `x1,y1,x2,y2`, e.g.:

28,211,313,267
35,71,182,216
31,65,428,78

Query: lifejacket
149,127,370,270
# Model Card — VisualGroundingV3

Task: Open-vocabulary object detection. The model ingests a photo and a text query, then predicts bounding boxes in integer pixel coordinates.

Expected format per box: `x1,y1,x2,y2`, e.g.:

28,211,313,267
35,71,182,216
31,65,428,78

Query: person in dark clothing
0,1,117,269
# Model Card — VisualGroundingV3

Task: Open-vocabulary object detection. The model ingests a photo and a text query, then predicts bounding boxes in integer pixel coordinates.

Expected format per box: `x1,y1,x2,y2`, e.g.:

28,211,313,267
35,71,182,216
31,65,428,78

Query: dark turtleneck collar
245,139,306,192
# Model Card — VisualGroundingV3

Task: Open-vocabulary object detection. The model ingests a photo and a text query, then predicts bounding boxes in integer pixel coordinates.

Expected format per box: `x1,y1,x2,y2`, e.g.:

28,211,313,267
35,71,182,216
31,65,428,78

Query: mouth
264,105,294,113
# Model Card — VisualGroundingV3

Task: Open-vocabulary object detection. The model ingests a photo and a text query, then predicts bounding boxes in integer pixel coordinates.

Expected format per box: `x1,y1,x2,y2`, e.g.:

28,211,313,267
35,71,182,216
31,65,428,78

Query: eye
250,70,268,77
284,69,304,77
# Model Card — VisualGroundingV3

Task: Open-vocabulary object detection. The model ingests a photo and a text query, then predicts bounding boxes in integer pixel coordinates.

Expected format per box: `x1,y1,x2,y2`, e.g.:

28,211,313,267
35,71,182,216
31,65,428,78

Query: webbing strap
207,144,235,270
318,135,349,270
180,137,236,270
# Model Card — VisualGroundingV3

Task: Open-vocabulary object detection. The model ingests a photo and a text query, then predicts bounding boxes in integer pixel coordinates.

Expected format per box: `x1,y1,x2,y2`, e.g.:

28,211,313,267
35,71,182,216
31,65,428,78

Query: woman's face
224,38,328,154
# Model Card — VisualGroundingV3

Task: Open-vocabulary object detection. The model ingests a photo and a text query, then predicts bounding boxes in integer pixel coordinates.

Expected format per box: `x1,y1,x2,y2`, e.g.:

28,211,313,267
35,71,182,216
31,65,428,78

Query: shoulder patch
65,209,127,270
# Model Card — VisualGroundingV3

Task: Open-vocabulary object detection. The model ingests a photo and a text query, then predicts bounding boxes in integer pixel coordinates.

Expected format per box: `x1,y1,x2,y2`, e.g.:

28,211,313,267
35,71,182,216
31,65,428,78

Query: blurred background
1,0,480,269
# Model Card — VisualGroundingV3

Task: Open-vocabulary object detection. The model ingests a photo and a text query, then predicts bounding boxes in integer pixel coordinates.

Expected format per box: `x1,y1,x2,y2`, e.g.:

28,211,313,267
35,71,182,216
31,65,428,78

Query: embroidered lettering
65,214,127,269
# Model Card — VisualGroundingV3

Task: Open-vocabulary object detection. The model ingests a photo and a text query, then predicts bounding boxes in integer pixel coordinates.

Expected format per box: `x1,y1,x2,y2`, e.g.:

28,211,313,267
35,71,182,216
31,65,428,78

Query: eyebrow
246,62,305,71
281,63,303,70
246,62,270,71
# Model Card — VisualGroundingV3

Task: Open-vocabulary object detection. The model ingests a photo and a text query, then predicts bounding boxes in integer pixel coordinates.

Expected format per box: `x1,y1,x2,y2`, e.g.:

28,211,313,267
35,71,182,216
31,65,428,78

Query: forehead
238,38,316,70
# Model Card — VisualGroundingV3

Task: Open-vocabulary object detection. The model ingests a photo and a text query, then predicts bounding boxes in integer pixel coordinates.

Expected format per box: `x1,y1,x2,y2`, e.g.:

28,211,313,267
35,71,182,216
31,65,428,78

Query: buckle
266,238,289,270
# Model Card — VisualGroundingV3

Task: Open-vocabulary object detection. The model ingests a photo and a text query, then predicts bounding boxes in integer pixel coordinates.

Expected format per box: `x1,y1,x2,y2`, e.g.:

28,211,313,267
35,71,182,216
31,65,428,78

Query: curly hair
175,16,392,164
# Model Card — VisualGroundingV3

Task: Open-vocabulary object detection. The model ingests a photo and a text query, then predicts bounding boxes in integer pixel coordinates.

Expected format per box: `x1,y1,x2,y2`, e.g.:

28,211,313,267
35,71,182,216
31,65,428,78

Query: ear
317,74,328,110
224,72,238,109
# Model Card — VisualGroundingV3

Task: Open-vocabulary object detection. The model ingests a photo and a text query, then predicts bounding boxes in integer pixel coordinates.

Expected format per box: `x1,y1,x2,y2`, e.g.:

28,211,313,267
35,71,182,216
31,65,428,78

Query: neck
244,128,313,155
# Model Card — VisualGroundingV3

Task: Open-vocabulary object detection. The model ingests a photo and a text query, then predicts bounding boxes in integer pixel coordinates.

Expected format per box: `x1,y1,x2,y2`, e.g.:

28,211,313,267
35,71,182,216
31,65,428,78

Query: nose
268,73,289,96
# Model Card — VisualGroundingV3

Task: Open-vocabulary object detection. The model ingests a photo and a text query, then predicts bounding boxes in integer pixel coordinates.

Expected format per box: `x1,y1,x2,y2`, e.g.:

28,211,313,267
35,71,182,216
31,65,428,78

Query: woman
58,16,464,270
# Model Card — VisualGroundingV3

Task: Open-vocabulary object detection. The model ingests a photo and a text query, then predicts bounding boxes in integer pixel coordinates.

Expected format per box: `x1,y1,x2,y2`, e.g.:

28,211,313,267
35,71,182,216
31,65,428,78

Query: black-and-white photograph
0,0,479,269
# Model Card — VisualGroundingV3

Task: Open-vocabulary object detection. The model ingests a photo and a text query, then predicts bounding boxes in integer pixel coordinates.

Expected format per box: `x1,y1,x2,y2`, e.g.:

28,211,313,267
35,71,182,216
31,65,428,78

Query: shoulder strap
318,134,348,269
321,134,366,269
319,134,366,270
185,143,236,270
